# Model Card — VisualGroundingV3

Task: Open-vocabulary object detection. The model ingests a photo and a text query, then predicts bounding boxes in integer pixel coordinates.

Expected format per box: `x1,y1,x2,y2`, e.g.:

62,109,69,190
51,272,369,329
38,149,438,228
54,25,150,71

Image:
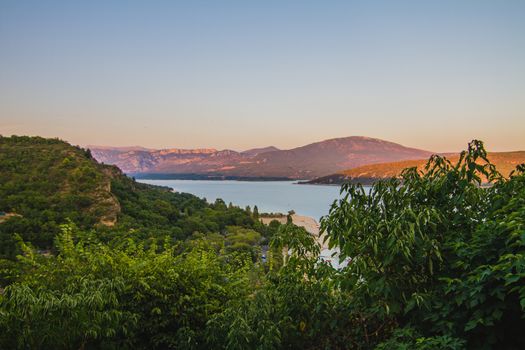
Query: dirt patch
0,212,22,223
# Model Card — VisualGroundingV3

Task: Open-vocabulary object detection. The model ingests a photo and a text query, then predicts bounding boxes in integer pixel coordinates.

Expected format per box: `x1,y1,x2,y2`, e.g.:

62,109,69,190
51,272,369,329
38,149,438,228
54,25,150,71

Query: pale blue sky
1,0,524,152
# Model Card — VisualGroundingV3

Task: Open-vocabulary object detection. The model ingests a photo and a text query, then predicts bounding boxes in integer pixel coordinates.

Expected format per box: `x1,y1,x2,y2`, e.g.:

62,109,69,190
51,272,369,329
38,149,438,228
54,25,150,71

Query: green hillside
0,136,261,258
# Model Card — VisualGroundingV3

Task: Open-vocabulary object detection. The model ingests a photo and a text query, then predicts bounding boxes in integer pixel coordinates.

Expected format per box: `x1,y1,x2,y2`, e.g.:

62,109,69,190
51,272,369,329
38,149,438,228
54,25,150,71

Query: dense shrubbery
0,225,256,349
321,140,525,349
1,138,524,349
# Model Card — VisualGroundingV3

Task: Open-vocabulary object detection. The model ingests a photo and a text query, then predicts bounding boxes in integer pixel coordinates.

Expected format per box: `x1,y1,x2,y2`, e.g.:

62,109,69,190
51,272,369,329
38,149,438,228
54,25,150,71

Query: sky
1,0,524,152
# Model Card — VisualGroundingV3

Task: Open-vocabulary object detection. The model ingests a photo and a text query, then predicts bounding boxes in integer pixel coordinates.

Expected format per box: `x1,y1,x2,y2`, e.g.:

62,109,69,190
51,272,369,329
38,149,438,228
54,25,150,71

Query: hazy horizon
1,1,524,152
1,134,519,155
85,135,525,154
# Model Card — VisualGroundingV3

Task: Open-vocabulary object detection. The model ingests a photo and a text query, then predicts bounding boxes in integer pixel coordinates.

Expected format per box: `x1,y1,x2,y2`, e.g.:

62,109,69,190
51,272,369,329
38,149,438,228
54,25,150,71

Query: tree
321,140,525,348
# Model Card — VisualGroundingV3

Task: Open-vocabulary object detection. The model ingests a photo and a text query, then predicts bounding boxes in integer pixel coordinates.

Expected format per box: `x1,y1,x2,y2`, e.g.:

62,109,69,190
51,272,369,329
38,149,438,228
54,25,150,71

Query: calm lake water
138,180,346,221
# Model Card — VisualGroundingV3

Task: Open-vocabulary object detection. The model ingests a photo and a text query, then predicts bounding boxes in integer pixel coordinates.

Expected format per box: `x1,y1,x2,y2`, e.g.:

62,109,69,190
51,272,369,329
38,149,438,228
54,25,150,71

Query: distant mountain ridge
86,145,152,152
241,146,280,157
90,136,433,179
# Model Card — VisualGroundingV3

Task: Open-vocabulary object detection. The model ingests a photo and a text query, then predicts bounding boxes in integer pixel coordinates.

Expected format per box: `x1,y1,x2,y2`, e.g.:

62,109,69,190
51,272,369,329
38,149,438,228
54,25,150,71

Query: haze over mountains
90,136,433,179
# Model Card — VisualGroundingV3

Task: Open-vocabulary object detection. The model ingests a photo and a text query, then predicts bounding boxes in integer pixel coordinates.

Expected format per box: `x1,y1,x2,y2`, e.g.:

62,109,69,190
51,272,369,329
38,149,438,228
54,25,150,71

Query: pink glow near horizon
1,1,524,153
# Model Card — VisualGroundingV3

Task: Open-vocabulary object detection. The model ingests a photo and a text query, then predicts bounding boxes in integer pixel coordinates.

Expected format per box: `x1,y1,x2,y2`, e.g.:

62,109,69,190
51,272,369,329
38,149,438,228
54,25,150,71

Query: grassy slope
341,151,525,177
307,151,525,184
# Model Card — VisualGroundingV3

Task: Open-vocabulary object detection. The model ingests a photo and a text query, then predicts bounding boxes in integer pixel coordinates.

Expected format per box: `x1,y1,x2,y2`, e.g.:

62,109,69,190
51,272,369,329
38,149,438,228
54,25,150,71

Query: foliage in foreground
321,140,525,349
0,226,257,349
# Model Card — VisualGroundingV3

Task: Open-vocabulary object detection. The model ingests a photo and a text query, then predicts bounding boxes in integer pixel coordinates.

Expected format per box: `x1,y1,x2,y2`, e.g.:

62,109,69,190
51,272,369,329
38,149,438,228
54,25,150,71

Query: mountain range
89,136,434,179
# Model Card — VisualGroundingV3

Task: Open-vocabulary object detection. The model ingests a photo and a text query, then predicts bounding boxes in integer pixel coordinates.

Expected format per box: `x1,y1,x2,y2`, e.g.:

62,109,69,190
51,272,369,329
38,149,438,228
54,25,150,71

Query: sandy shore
261,214,329,249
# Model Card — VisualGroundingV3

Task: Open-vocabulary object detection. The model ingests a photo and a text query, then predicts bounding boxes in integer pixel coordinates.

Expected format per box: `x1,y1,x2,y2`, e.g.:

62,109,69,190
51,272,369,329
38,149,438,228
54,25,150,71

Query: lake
137,180,345,221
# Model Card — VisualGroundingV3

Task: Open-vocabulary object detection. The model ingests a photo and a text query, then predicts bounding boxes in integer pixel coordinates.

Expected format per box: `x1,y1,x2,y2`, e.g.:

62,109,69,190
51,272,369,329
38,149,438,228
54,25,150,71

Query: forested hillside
0,136,265,259
0,136,119,256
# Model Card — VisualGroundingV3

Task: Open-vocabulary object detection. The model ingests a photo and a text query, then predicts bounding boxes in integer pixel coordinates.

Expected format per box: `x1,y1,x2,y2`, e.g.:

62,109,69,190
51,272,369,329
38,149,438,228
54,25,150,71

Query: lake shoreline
131,173,295,182
138,179,344,221
133,174,341,187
